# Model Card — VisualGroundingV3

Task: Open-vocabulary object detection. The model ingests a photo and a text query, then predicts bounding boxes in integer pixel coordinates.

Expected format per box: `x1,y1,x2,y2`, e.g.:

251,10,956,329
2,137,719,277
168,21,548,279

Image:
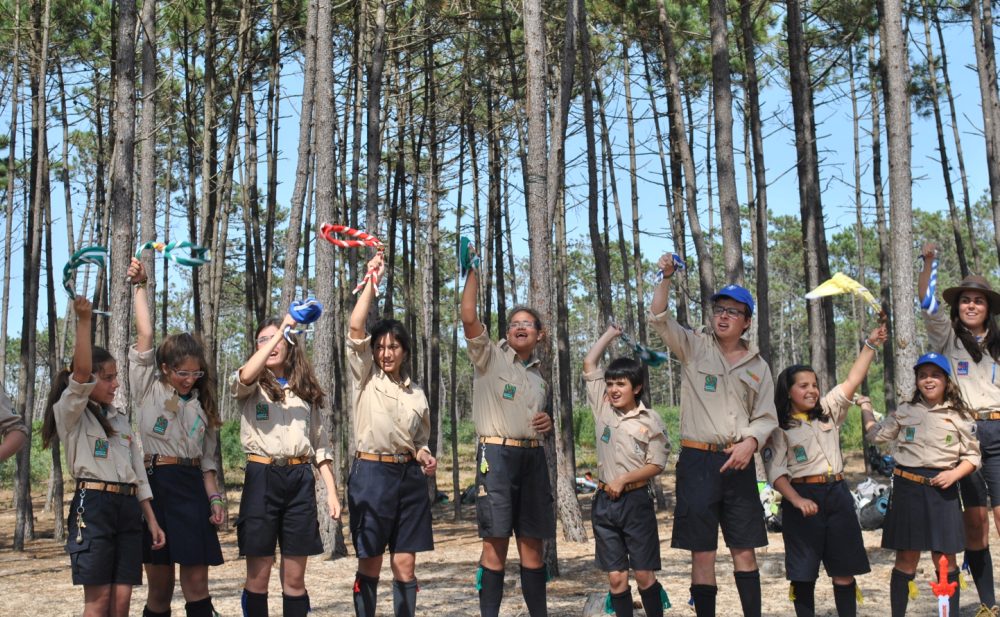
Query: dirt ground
1,453,997,616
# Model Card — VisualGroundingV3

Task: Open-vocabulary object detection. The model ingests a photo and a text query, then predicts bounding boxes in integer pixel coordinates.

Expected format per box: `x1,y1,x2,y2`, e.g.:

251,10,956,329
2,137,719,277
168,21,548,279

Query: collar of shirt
697,326,760,366
791,412,810,422
498,338,540,368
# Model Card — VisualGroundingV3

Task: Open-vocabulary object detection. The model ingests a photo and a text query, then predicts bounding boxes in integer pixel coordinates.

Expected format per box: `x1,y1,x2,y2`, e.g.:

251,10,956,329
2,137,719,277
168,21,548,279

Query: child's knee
607,570,630,592
633,570,656,589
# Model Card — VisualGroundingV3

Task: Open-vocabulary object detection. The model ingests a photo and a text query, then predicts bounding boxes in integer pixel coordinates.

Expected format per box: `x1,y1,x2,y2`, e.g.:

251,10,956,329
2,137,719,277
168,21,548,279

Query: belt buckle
715,442,728,452
273,457,288,467
393,453,407,464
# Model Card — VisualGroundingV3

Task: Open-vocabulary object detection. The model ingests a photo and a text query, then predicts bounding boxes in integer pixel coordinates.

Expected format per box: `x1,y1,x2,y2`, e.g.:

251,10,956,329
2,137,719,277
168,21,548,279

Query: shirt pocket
786,435,818,466
694,361,722,396
895,414,922,445
621,421,652,463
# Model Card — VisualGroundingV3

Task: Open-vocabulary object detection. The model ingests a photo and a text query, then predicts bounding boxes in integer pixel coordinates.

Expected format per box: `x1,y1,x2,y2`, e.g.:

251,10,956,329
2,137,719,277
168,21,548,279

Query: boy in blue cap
648,254,778,617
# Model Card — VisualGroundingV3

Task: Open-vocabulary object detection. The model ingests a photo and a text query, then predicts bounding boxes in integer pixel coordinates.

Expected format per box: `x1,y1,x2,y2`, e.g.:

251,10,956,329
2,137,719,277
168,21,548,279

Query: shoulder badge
762,446,773,463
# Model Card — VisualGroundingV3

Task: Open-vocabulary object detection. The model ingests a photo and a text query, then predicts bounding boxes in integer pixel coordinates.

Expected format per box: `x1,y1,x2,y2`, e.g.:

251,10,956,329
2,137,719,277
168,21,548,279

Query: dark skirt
143,464,224,566
881,466,964,554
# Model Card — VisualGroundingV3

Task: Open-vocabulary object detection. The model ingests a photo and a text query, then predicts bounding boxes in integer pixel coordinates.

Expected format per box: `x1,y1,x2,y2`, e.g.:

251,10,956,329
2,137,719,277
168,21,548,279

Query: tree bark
0,0,20,382
138,0,158,315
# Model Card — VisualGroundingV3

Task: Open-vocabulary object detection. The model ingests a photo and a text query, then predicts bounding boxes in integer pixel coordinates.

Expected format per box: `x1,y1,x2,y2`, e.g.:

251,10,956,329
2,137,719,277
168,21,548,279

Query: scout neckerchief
609,320,670,368
805,272,886,320
63,245,111,316
135,240,211,267
284,298,323,345
459,236,481,278
920,254,939,314
318,223,384,295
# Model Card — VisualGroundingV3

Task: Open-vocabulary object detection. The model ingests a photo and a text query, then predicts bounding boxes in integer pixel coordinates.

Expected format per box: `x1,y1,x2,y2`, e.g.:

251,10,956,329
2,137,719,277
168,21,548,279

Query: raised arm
128,258,154,352
237,313,297,385
648,253,678,315
460,246,485,339
349,253,385,340
839,324,887,401
583,324,622,373
917,241,937,301
72,297,94,384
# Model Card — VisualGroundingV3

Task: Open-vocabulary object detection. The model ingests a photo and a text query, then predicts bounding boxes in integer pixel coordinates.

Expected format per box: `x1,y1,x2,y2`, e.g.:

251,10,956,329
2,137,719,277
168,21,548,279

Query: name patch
94,438,109,459
153,416,168,435
957,361,969,376
503,384,517,400
601,425,612,443
255,402,269,421
793,445,807,463
904,426,916,442
704,375,718,392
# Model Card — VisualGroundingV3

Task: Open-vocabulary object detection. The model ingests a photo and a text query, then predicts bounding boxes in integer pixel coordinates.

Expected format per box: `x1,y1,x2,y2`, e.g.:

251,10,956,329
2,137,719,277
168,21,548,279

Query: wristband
864,340,878,352
134,280,147,289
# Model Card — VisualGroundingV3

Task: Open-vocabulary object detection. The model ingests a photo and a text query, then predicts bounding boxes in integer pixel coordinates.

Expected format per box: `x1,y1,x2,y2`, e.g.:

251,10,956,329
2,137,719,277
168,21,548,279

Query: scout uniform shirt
466,330,547,440
0,389,27,441
129,346,218,473
231,372,332,463
762,385,851,482
347,334,431,455
55,377,153,502
584,369,670,482
866,401,981,470
648,309,777,449
924,309,1000,414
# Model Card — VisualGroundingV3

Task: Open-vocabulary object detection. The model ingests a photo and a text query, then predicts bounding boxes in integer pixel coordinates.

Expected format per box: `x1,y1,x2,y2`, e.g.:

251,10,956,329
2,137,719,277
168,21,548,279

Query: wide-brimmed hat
941,274,1000,314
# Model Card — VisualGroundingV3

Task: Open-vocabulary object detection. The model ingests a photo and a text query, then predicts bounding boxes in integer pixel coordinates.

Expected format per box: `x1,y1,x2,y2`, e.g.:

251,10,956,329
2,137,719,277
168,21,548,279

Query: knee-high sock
282,593,310,617
519,565,548,617
690,584,718,617
143,607,171,617
242,589,269,617
353,573,379,617
832,581,857,617
609,588,633,617
478,566,505,617
734,570,762,617
637,581,666,617
791,580,815,617
966,548,998,607
393,579,418,617
890,569,915,617
185,596,216,617
948,569,961,617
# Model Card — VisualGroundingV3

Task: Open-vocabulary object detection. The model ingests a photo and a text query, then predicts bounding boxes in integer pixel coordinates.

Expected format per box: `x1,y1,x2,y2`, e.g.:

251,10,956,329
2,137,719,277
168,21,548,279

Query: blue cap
914,352,951,377
710,284,755,316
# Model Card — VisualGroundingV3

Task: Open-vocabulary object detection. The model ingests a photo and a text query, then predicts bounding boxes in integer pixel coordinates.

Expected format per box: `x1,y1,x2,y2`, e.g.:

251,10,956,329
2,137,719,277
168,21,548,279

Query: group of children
0,240,996,617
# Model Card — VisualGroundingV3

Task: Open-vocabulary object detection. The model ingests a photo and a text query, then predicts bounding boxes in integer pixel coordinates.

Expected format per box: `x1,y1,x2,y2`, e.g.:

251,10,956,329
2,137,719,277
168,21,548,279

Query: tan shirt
231,372,332,463
585,369,669,482
866,401,981,470
466,331,547,439
648,309,777,449
55,377,153,502
130,346,218,473
763,385,851,482
0,390,27,439
924,308,1000,414
347,335,430,455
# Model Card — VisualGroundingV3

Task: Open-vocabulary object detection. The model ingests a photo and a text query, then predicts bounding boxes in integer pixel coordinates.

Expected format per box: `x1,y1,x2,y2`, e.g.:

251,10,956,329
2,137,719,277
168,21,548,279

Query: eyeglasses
712,306,746,319
508,320,538,330
172,369,205,379
256,335,279,346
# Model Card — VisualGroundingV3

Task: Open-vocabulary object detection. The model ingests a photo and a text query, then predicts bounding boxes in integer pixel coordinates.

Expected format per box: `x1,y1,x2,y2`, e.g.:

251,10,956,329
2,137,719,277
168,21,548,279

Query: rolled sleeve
346,334,374,384
0,391,27,438
583,369,606,420
823,385,853,426
128,345,159,406
55,377,99,434
231,370,258,400
200,426,220,474
129,434,154,502
958,419,982,470
414,407,431,453
865,412,900,445
646,420,670,469
762,429,789,484
311,405,333,464
923,308,952,352
465,330,494,373
647,309,693,362
744,370,778,451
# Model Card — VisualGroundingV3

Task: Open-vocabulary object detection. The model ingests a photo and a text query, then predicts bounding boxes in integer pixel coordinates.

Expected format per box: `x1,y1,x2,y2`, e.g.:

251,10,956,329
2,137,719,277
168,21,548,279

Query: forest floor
1,452,997,616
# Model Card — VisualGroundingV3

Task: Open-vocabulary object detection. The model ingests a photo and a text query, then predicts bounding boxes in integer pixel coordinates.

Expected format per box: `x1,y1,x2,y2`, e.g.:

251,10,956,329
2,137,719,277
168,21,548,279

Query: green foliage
0,422,62,488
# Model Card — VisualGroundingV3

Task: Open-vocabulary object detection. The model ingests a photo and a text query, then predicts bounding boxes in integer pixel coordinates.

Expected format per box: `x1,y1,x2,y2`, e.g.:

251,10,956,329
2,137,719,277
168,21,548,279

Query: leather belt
247,454,312,466
790,473,844,485
597,480,648,494
144,454,201,467
479,436,542,448
893,468,933,486
355,451,414,464
77,480,137,496
978,411,1000,421
680,439,733,453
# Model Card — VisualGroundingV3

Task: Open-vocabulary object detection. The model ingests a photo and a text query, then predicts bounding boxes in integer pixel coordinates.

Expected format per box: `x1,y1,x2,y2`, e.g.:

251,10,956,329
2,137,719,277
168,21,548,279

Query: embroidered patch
745,369,761,383
957,361,969,376
152,416,168,435
793,445,807,463
255,402,269,421
164,394,181,413
904,426,916,442
945,433,954,445
601,425,612,443
633,440,644,455
762,447,773,463
94,438,109,459
503,384,517,400
704,375,718,392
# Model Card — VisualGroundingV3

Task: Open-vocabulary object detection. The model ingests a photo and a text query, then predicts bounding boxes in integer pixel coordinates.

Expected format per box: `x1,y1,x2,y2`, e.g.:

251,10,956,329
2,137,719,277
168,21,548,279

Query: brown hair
156,332,221,428
42,347,117,448
949,303,1000,364
909,369,976,421
252,318,327,408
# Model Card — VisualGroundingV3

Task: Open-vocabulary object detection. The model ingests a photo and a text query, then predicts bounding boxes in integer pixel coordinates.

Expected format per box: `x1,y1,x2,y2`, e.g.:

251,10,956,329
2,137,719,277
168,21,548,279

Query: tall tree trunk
970,0,1000,268
44,181,64,540
365,0,387,232
264,0,282,310
138,0,158,314
194,0,218,335
0,0,20,382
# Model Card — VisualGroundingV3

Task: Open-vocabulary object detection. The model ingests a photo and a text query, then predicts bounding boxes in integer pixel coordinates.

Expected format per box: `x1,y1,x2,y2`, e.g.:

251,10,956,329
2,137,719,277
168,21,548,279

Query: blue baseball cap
710,284,755,316
914,352,951,377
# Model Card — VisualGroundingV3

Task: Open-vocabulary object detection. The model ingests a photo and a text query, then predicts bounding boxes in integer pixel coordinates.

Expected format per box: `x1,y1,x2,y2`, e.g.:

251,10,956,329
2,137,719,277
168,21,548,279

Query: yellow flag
805,272,882,315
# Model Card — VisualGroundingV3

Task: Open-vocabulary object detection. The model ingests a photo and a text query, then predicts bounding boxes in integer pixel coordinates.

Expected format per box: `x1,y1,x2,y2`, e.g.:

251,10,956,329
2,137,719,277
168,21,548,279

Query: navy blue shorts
143,464,223,566
961,419,1000,508
882,466,964,554
66,486,144,586
236,462,324,557
348,458,434,558
781,480,870,581
670,448,767,551
591,488,661,572
475,443,555,539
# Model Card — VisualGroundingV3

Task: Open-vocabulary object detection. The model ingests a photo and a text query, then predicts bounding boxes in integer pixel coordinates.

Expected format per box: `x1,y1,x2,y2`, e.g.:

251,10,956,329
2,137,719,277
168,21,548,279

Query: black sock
353,572,378,617
609,588,633,617
638,581,665,617
185,596,214,617
790,580,815,617
144,607,171,617
734,570,762,617
948,569,961,617
890,569,914,617
282,593,309,617
690,584,717,617
966,548,998,606
242,589,269,617
832,581,857,617
392,579,418,617
478,566,504,617
519,565,548,617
